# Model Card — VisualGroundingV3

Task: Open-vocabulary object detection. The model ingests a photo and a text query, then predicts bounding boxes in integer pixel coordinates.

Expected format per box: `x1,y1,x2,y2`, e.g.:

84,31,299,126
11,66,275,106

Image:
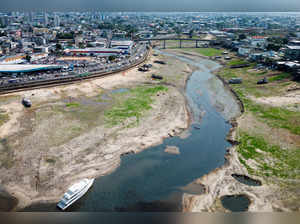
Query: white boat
57,178,94,210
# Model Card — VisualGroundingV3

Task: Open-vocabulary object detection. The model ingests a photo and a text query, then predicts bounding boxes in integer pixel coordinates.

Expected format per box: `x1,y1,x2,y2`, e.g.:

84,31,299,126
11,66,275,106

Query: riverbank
172,48,300,212
0,52,193,210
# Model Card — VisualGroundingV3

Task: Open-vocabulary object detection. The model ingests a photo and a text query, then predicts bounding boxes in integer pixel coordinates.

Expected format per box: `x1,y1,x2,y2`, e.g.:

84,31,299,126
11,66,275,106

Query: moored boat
57,178,94,210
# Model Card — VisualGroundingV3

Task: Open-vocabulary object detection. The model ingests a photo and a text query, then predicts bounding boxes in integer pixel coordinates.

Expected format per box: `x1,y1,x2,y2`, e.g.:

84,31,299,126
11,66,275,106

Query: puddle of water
111,88,129,94
220,195,251,212
0,191,18,212
231,174,262,186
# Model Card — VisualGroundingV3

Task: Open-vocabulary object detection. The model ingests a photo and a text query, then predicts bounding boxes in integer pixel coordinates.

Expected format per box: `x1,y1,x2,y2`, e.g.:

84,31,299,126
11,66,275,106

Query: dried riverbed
0,53,191,210
21,49,241,212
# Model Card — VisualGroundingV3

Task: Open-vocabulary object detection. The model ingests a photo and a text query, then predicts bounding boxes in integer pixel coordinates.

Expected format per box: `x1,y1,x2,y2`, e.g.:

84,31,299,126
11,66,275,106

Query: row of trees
56,32,75,39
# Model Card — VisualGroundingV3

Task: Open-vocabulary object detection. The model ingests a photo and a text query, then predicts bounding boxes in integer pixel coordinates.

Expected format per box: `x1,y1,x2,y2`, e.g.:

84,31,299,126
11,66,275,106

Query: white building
54,14,60,27
111,40,134,54
238,47,252,56
64,48,124,57
250,36,267,48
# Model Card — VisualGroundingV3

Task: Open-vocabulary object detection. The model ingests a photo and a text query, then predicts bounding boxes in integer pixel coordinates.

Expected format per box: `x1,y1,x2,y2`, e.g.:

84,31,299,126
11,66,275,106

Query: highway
0,43,149,94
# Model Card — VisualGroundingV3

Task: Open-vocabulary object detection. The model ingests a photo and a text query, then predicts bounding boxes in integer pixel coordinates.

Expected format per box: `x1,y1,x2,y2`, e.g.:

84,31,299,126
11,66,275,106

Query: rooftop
65,48,123,52
287,45,300,50
0,64,62,73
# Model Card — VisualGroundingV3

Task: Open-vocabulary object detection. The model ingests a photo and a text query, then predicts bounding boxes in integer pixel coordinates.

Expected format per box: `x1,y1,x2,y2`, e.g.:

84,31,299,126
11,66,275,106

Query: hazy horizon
0,0,300,12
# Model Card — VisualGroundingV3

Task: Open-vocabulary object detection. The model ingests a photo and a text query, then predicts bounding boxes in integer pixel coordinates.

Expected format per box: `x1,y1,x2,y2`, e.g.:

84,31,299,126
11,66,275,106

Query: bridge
137,38,210,49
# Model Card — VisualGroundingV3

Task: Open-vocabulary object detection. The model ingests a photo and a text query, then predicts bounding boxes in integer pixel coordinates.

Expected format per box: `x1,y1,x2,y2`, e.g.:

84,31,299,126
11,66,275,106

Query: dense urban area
0,12,300,85
0,11,299,212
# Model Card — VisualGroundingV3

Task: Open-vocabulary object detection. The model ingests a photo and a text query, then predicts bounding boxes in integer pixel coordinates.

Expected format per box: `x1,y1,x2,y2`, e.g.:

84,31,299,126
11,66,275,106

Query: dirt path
250,90,300,107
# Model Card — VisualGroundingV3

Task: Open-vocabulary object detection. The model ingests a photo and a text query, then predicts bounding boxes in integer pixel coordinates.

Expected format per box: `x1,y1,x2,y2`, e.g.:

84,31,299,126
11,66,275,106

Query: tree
25,54,31,62
55,43,63,56
289,32,297,38
56,43,62,50
266,43,281,51
238,34,247,40
78,42,85,48
174,27,182,38
189,29,194,38
56,32,74,39
108,55,116,61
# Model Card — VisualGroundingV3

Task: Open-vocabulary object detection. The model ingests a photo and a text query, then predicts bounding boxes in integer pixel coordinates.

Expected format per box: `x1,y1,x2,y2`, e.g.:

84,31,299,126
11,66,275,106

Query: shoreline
162,49,253,211
157,48,257,211
176,49,286,212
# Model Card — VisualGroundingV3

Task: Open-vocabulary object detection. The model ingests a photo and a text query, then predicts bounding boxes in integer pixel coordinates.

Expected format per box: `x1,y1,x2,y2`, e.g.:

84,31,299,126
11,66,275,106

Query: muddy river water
22,51,240,212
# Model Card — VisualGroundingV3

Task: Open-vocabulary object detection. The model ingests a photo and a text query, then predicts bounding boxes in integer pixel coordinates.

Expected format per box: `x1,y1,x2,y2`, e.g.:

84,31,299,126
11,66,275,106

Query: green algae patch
238,132,300,180
105,85,168,126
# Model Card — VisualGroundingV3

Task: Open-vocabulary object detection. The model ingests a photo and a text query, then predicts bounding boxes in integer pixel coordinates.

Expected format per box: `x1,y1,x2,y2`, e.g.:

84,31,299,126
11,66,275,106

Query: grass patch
218,57,300,185
105,85,168,126
182,48,223,57
66,102,80,107
269,72,291,82
0,113,9,127
236,92,300,135
228,59,249,66
194,48,223,57
237,132,300,180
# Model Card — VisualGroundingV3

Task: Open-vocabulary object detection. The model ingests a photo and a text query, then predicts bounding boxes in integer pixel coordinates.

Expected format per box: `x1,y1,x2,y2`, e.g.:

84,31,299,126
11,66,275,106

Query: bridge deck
137,38,209,41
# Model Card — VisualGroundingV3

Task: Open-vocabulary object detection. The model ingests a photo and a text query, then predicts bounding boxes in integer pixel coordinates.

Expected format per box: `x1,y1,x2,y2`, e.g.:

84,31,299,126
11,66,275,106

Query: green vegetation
0,113,9,127
105,85,168,126
238,132,300,179
228,59,249,66
269,72,291,82
221,65,300,135
78,72,90,78
66,102,80,107
217,57,300,184
56,32,74,39
186,48,223,57
221,64,291,98
237,95,300,135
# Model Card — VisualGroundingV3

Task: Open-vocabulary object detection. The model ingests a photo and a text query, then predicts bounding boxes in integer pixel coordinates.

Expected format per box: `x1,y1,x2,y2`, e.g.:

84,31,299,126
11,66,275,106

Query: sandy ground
0,52,192,210
203,34,216,41
250,90,300,107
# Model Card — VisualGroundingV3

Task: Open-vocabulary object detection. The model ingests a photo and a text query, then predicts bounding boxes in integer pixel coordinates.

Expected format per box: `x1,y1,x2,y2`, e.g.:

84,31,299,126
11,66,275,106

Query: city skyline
0,0,300,12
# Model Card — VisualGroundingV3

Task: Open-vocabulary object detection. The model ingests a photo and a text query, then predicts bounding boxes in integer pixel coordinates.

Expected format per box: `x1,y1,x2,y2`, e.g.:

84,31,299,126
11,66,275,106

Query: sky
0,0,300,12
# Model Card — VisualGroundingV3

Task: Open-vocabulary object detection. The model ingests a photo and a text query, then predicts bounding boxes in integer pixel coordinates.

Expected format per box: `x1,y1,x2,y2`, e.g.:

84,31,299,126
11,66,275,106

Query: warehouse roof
0,64,62,73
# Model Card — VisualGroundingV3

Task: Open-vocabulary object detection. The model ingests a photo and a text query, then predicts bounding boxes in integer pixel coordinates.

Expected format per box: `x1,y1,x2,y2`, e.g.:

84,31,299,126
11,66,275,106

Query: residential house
284,45,300,60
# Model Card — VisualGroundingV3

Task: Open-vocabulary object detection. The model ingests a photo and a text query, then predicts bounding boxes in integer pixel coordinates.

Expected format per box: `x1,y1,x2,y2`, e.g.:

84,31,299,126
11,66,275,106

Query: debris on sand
164,146,180,155
152,74,163,80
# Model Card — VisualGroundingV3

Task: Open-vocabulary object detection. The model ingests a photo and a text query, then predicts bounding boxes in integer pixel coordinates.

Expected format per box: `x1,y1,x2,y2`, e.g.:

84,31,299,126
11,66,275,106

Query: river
21,50,240,212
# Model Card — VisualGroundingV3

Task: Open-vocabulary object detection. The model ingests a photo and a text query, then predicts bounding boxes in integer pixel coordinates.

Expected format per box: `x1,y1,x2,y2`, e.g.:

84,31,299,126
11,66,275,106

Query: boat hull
57,178,94,211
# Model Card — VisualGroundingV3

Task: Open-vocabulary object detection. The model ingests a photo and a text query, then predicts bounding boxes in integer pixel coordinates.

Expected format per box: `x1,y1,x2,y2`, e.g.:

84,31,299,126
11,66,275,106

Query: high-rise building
44,12,49,25
54,14,60,27
0,16,11,27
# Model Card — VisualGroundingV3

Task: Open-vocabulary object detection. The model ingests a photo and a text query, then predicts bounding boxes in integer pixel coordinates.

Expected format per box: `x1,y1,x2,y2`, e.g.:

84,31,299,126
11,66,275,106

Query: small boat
22,98,31,107
57,178,94,210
